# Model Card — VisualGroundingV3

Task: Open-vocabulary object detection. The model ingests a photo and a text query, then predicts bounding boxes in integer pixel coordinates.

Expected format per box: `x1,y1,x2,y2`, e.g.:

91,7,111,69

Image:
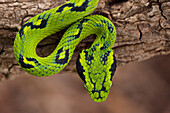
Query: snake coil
14,0,117,102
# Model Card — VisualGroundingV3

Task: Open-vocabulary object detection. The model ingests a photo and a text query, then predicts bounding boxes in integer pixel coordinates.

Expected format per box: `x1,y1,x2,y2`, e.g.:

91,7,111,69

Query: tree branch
0,0,169,80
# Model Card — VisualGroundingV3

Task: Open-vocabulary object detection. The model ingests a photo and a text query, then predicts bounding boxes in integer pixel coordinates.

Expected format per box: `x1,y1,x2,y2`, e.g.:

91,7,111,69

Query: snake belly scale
14,0,117,102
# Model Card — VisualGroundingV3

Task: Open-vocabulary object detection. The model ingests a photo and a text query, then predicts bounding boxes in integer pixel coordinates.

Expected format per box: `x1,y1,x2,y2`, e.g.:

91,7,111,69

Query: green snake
14,0,117,102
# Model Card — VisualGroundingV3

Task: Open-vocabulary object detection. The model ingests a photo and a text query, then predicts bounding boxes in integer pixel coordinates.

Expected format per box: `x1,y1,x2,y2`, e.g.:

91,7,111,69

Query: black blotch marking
26,57,40,66
101,86,106,92
19,54,40,68
76,54,86,83
84,51,94,65
56,47,63,56
75,19,89,39
41,74,45,76
108,26,113,33
91,46,96,52
38,13,47,20
58,19,89,46
100,43,108,50
19,13,50,39
56,0,89,13
55,47,69,64
101,19,113,33
101,35,106,40
101,51,111,65
109,54,117,80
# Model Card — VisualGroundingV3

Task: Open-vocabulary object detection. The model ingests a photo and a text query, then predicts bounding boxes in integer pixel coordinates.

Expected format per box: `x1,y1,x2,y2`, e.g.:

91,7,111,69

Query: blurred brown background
0,55,169,113
0,0,169,113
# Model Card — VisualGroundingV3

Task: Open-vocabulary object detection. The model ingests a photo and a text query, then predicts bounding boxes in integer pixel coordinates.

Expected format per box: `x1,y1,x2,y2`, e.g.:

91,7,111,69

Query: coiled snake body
14,0,117,102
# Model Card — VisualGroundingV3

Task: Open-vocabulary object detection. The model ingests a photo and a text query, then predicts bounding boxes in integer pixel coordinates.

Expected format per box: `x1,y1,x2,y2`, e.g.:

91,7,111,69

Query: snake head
76,49,116,102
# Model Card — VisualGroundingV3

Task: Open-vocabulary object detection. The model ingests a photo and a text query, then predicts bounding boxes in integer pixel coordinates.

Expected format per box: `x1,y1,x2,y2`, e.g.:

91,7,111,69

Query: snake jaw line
14,0,116,102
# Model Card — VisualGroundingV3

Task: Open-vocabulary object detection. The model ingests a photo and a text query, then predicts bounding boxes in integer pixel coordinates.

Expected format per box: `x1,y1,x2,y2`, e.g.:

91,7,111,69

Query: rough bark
0,0,169,80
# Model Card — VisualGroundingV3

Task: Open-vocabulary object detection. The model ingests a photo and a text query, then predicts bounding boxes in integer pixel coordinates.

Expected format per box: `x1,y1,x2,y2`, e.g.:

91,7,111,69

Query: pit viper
14,0,117,102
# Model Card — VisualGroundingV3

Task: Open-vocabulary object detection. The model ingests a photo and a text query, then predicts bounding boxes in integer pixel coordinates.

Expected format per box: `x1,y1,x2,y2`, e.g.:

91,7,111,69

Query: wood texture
0,0,169,80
